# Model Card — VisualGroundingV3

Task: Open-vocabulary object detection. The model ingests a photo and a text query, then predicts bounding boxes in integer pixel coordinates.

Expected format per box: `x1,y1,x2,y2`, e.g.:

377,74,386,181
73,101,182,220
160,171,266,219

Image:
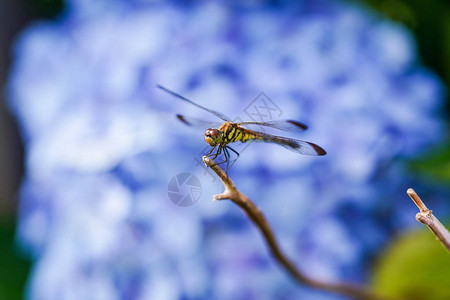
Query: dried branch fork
203,156,392,300
407,188,450,252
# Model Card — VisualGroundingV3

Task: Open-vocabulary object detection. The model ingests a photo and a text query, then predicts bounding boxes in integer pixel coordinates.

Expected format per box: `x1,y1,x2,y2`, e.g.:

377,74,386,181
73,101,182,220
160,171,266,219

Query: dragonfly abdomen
239,130,261,143
239,129,298,148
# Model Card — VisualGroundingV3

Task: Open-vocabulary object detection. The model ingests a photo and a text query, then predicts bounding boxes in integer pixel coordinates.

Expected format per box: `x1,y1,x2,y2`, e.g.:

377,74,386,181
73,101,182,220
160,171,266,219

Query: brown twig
407,188,450,252
203,156,393,300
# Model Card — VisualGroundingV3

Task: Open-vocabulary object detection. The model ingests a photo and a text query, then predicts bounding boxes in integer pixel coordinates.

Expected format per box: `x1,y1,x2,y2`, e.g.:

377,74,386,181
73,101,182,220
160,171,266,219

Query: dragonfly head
205,128,222,146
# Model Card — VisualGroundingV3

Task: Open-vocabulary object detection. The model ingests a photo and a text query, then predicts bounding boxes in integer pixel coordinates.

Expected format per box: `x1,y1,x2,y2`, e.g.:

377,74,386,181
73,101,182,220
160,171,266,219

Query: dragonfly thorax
205,128,223,146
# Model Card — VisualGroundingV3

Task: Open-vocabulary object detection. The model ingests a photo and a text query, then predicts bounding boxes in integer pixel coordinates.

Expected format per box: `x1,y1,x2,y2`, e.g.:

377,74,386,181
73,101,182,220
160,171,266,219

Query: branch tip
202,156,212,166
407,188,450,252
407,187,428,212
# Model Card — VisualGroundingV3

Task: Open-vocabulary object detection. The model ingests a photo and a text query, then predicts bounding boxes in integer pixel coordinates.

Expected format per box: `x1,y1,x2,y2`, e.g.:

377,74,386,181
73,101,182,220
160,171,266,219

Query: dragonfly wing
253,131,326,156
157,85,231,121
176,114,223,129
279,139,327,156
237,120,308,132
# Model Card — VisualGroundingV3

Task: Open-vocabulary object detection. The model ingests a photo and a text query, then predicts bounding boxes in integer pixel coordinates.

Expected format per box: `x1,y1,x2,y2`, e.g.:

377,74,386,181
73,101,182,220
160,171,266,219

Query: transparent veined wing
157,85,231,121
250,131,326,156
176,114,223,129
237,120,308,132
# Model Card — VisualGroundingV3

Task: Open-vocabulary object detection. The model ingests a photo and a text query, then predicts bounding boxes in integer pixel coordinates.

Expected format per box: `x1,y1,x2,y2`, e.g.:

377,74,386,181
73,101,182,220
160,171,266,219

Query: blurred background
0,0,449,299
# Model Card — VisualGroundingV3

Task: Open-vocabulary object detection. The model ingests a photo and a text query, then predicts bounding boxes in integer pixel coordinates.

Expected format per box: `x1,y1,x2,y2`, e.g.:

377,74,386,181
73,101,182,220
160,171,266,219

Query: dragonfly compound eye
205,128,221,146
209,129,220,137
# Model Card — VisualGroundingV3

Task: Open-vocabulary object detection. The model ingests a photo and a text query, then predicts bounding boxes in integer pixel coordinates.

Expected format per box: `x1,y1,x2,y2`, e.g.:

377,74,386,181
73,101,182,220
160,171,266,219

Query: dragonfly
157,85,326,171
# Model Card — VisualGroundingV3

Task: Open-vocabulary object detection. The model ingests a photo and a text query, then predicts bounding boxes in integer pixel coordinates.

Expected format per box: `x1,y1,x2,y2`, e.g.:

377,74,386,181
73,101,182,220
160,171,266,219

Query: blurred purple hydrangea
7,0,446,299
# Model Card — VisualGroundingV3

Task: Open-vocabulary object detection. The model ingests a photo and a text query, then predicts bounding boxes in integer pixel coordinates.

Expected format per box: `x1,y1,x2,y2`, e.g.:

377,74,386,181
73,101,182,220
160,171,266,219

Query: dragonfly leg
209,145,231,169
213,147,228,165
204,145,237,173
210,146,222,160
206,145,217,157
205,146,223,163
225,146,240,170
223,147,231,173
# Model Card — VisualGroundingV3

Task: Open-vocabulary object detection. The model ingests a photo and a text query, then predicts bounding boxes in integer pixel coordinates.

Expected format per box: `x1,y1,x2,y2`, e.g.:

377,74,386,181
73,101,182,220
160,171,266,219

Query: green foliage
356,0,450,185
26,0,64,19
372,227,450,300
0,219,31,300
409,142,450,184
358,0,450,91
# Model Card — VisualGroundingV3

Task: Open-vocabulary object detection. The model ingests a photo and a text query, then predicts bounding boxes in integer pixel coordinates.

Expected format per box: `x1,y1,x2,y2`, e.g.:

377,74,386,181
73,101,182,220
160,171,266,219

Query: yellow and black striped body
217,121,301,150
219,122,265,145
